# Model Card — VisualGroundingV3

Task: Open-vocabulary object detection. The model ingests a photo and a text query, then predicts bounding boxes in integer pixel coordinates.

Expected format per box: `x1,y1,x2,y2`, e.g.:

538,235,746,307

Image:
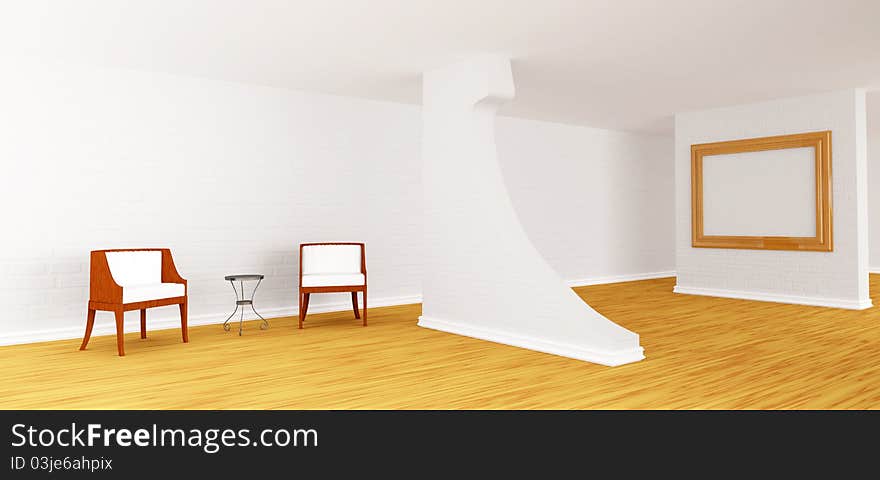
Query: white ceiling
1,0,879,134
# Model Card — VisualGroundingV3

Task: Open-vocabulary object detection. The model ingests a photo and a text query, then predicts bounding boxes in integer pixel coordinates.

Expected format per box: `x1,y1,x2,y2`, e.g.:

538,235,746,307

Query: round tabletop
225,274,265,281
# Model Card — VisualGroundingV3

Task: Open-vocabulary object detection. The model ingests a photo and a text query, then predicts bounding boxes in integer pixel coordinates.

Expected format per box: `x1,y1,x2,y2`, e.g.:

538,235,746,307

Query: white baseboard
0,270,679,347
567,270,676,287
0,294,422,347
417,315,645,367
672,285,872,310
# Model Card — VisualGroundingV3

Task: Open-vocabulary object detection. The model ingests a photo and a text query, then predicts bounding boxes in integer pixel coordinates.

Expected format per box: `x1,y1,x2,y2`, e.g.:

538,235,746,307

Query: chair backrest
105,250,162,286
301,244,363,275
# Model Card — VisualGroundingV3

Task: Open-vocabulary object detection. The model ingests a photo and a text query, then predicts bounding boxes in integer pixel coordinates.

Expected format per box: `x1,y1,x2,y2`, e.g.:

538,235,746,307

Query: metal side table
223,274,268,335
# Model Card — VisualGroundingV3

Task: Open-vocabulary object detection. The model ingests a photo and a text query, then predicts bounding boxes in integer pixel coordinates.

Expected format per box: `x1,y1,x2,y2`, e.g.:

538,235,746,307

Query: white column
418,55,645,366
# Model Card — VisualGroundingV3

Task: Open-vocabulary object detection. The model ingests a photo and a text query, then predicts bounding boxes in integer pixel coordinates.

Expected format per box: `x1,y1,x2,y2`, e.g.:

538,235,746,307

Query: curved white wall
418,56,644,366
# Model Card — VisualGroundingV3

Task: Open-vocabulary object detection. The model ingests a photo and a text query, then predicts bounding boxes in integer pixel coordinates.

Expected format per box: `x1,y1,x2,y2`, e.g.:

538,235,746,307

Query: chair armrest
161,249,187,293
90,251,123,304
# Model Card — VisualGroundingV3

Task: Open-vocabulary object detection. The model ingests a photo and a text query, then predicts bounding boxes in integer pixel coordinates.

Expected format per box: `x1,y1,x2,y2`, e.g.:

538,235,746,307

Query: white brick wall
0,63,424,344
0,62,675,345
497,117,675,281
674,89,870,309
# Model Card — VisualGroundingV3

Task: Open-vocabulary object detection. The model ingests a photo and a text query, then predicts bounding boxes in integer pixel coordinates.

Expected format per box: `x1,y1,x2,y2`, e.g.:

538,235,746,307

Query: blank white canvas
702,146,816,236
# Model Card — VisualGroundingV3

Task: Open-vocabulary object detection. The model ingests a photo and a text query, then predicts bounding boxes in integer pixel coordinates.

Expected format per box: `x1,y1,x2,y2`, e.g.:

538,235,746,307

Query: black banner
1,410,874,476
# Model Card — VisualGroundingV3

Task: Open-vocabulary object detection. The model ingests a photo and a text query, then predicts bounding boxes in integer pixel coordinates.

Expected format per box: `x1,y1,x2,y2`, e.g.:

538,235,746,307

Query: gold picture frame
691,131,832,251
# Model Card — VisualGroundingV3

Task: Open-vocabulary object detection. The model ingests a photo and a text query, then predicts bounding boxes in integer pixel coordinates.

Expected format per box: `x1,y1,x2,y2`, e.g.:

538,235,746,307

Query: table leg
223,304,238,332
251,303,269,330
251,278,267,330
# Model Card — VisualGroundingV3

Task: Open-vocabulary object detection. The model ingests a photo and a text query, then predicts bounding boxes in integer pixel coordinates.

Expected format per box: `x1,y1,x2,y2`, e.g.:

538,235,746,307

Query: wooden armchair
80,248,188,356
299,243,366,329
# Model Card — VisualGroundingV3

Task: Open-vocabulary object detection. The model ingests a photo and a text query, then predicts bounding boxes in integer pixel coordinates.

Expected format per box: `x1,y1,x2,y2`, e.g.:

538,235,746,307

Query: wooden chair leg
80,308,96,350
179,300,189,343
140,309,147,339
302,293,311,323
362,288,367,327
352,292,360,319
298,290,304,329
115,309,125,357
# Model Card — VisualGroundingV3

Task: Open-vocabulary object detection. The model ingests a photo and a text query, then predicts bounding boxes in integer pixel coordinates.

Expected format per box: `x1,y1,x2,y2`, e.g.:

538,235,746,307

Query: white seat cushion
301,273,365,288
123,283,185,304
